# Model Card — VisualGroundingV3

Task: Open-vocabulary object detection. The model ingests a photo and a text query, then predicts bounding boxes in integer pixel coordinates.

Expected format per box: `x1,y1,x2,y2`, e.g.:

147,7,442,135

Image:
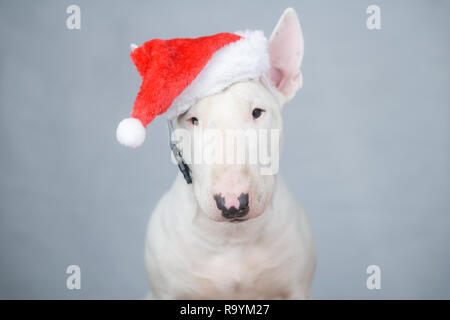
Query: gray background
0,0,449,299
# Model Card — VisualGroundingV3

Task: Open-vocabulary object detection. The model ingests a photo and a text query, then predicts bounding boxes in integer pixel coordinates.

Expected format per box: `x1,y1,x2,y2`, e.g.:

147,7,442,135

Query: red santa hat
116,30,270,148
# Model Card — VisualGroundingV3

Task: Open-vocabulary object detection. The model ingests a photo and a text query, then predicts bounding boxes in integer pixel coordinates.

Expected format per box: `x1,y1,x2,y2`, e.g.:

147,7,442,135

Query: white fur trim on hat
165,30,270,119
116,118,146,148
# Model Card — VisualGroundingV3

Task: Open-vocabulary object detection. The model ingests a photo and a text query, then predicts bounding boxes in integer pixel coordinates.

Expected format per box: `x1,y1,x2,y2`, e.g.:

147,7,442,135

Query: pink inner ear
270,67,283,88
269,10,303,98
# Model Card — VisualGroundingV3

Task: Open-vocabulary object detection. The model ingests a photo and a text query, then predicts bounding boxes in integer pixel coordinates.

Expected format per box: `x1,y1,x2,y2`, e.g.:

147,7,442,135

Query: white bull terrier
144,8,315,299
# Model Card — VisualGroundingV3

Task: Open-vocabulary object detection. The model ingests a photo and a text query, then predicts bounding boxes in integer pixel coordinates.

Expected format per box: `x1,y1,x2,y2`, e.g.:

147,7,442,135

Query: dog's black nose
213,193,249,219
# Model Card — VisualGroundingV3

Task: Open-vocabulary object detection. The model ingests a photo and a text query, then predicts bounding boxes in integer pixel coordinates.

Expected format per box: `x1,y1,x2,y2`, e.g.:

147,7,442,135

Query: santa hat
116,30,270,148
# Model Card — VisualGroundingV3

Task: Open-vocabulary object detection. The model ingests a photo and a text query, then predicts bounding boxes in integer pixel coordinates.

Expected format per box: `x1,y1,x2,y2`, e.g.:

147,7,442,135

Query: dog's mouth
229,218,249,223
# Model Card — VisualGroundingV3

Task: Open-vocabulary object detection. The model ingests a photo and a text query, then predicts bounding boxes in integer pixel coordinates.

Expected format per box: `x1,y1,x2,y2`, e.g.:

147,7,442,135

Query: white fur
116,117,145,148
146,173,315,299
144,8,314,299
165,30,270,119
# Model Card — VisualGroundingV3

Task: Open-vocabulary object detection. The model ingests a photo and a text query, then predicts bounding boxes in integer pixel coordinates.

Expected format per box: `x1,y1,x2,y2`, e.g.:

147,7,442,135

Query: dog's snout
213,193,249,220
238,193,249,210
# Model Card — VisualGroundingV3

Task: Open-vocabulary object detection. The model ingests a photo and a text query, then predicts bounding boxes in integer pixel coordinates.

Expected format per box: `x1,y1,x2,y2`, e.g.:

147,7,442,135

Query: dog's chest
185,242,295,299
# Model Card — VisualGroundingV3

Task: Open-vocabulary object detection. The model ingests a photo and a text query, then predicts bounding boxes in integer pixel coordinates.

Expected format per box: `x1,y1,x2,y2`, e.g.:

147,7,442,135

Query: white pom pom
116,118,146,148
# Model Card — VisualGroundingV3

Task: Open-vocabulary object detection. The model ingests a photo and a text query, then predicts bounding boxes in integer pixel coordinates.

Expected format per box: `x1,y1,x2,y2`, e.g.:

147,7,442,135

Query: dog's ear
268,8,304,104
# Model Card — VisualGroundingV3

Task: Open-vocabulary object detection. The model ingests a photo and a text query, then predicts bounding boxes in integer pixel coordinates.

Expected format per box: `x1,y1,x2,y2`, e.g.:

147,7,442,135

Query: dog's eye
189,117,199,126
252,108,265,120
